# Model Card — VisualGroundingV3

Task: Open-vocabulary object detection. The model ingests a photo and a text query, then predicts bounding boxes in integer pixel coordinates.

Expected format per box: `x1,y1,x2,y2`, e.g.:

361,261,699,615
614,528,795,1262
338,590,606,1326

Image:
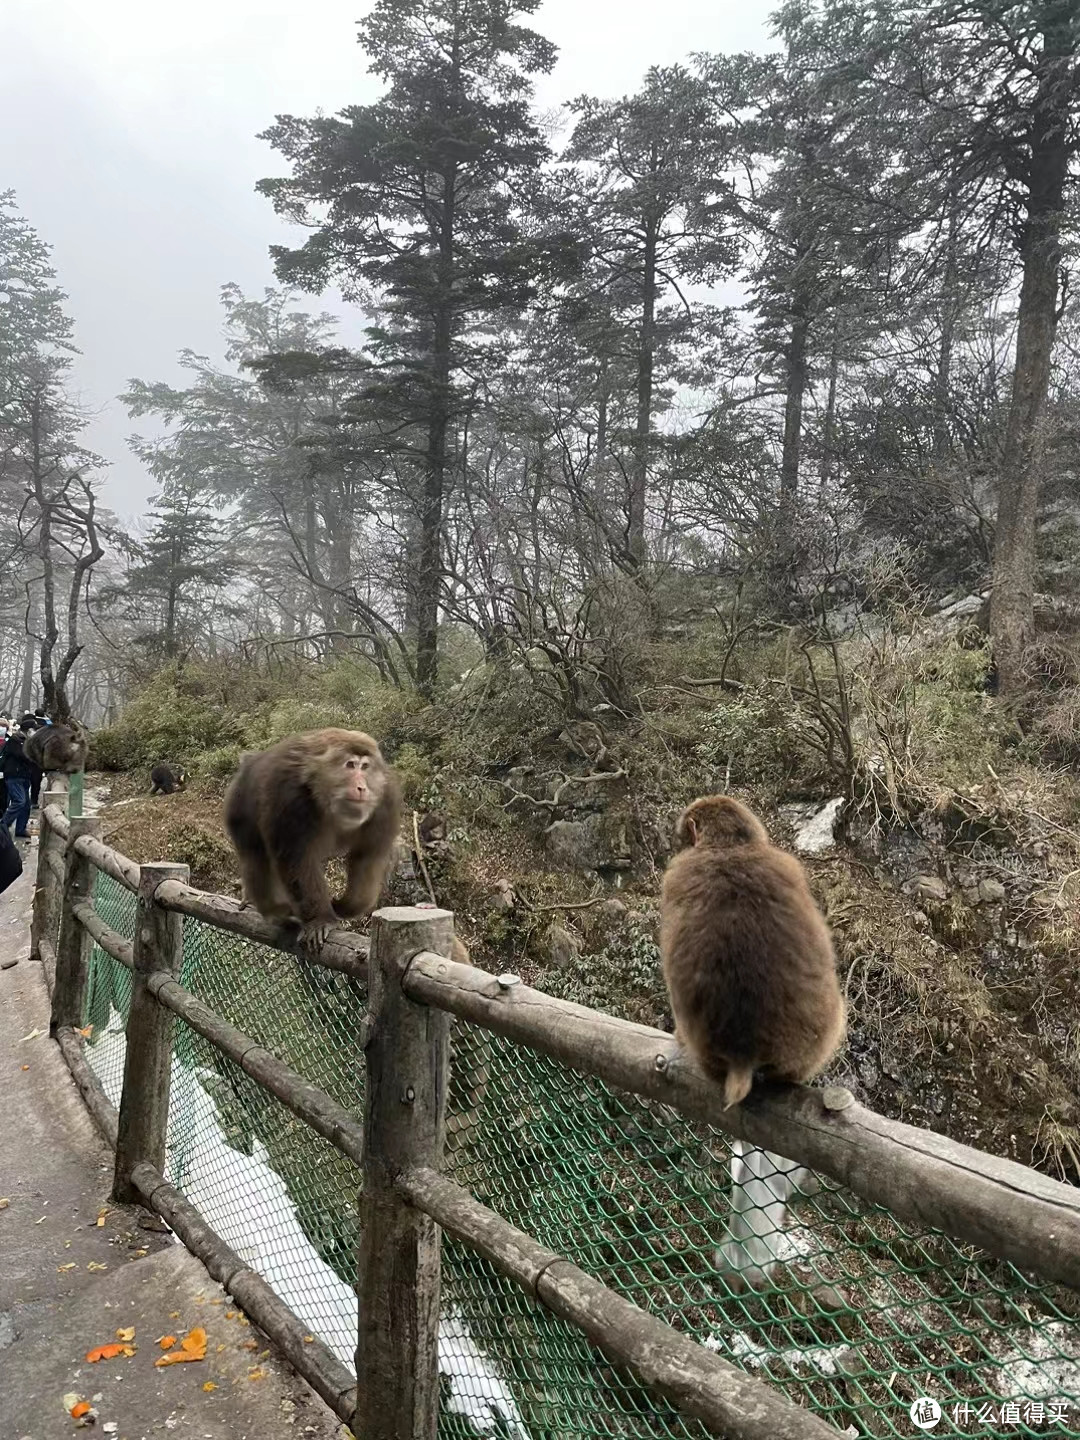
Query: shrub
193,744,246,781
90,669,247,772
391,742,437,808
542,923,667,1028
693,693,816,793
87,727,130,772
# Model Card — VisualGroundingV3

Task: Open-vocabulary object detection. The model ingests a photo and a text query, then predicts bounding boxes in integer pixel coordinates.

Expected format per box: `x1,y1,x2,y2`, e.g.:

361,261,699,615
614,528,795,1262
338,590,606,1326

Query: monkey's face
676,795,769,851
331,746,388,828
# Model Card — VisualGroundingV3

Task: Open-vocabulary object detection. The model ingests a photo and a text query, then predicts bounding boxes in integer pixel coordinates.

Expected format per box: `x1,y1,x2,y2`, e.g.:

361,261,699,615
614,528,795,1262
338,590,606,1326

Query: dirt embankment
92,767,1080,1186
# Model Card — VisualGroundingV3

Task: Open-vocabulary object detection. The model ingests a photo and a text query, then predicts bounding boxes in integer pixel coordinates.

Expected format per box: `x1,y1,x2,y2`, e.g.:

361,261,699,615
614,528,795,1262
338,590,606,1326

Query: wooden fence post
113,862,190,1205
50,816,102,1036
30,782,69,975
356,906,454,1440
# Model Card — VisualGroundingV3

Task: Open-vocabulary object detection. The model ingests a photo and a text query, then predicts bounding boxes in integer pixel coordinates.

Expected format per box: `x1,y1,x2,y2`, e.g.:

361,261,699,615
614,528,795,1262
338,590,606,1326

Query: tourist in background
0,819,21,897
1,724,41,843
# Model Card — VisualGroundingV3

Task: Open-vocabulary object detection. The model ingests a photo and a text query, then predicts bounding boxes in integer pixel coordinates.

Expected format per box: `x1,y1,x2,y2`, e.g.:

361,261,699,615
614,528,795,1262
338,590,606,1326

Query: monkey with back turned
660,795,846,1108
223,729,401,953
24,720,88,776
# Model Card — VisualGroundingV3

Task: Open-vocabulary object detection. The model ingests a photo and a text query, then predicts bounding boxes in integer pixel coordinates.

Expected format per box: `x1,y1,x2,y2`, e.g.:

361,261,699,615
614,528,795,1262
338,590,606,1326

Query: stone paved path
0,838,341,1440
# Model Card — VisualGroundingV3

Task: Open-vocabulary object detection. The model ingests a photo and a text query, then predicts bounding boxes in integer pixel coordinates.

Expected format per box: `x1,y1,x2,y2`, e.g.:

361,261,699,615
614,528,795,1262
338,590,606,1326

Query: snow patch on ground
997,1324,1080,1402
792,798,844,855
706,1328,852,1378
714,1142,816,1286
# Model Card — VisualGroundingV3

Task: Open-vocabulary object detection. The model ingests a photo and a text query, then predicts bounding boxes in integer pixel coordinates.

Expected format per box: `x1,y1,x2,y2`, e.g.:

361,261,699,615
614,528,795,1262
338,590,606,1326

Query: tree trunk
164,540,180,657
596,357,609,468
326,482,355,654
776,305,810,576
819,321,840,494
933,195,960,467
629,217,658,567
989,17,1072,696
416,321,451,697
19,601,36,714
415,168,457,698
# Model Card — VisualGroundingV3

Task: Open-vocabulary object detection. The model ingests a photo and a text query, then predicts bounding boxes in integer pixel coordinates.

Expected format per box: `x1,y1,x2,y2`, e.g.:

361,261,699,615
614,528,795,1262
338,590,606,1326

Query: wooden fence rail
28,797,1080,1440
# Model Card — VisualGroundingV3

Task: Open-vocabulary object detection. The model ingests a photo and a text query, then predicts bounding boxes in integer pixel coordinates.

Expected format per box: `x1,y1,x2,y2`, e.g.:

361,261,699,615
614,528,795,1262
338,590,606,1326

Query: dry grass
92,773,236,893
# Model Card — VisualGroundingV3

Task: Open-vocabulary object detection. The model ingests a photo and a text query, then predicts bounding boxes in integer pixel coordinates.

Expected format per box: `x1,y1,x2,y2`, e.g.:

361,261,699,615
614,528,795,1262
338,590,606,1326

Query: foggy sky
2,0,776,521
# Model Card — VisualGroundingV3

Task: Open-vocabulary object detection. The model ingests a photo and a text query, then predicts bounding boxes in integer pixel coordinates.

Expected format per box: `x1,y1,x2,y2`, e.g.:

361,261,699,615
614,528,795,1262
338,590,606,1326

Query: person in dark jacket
0,819,22,896
1,728,41,839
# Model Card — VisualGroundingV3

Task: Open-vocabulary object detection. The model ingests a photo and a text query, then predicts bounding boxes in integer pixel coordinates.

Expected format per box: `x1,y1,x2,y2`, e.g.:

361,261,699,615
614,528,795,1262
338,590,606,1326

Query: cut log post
355,906,454,1440
112,862,189,1205
50,816,102,1036
31,782,69,970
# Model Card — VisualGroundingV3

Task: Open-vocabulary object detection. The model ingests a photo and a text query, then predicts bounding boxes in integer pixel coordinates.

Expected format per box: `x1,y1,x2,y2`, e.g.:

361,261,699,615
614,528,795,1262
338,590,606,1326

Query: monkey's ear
685,816,699,846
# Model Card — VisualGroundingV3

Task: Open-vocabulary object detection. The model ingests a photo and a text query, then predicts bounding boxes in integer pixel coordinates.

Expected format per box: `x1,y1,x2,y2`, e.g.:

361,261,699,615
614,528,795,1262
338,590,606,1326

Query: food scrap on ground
154,1326,207,1367
86,1341,136,1363
63,1392,98,1428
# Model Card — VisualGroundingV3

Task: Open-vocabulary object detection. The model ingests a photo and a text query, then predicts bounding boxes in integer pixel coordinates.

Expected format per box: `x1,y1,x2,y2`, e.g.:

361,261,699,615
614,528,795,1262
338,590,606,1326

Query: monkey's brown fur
25,721,89,775
223,729,401,951
660,795,846,1108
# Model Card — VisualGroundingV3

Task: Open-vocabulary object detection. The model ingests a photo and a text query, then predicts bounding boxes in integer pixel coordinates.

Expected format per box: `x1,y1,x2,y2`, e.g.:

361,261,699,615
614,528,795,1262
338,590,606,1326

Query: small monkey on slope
660,795,845,1108
224,729,401,953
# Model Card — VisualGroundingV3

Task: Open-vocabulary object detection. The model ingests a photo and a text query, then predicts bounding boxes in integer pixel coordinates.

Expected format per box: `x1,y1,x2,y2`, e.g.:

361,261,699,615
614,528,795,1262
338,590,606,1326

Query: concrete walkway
0,840,341,1440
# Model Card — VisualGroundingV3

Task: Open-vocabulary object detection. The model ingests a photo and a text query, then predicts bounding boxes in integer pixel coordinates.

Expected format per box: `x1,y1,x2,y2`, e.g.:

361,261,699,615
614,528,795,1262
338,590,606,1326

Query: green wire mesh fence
78,872,1080,1440
83,870,135,1106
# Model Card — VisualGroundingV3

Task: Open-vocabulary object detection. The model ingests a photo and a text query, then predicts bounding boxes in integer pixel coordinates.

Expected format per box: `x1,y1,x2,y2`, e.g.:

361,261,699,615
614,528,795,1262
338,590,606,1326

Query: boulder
488,879,516,912
540,923,581,970
904,874,948,903
977,878,1006,905
595,898,628,925
544,814,631,873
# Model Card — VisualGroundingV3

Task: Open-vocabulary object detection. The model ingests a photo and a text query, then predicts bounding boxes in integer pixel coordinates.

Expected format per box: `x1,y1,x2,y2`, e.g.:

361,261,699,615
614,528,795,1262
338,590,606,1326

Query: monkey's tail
721,1064,754,1110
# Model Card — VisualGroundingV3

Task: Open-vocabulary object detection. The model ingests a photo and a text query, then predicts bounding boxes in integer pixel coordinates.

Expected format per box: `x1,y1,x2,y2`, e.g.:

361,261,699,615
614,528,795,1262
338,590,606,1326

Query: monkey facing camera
150,763,187,795
659,795,846,1108
24,721,89,775
223,728,401,955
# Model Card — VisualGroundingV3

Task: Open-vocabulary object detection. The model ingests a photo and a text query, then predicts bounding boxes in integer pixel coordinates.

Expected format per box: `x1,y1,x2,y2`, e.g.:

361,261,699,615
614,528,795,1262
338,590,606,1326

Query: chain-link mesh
444,1023,1080,1438
82,871,136,1105
167,917,365,1365
78,874,1080,1439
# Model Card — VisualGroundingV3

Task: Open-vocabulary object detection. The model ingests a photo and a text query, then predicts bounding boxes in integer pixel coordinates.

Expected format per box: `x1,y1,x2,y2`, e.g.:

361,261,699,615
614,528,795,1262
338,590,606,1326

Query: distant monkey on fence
660,795,846,1108
224,729,401,953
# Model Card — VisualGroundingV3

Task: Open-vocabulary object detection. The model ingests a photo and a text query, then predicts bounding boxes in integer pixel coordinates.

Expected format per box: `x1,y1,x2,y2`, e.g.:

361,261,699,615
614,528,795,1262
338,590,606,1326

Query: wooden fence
29,784,1080,1440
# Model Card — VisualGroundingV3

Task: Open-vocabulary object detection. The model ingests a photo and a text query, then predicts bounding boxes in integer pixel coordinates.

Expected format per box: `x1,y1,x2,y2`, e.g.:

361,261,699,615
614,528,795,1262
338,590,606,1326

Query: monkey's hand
297,920,336,959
